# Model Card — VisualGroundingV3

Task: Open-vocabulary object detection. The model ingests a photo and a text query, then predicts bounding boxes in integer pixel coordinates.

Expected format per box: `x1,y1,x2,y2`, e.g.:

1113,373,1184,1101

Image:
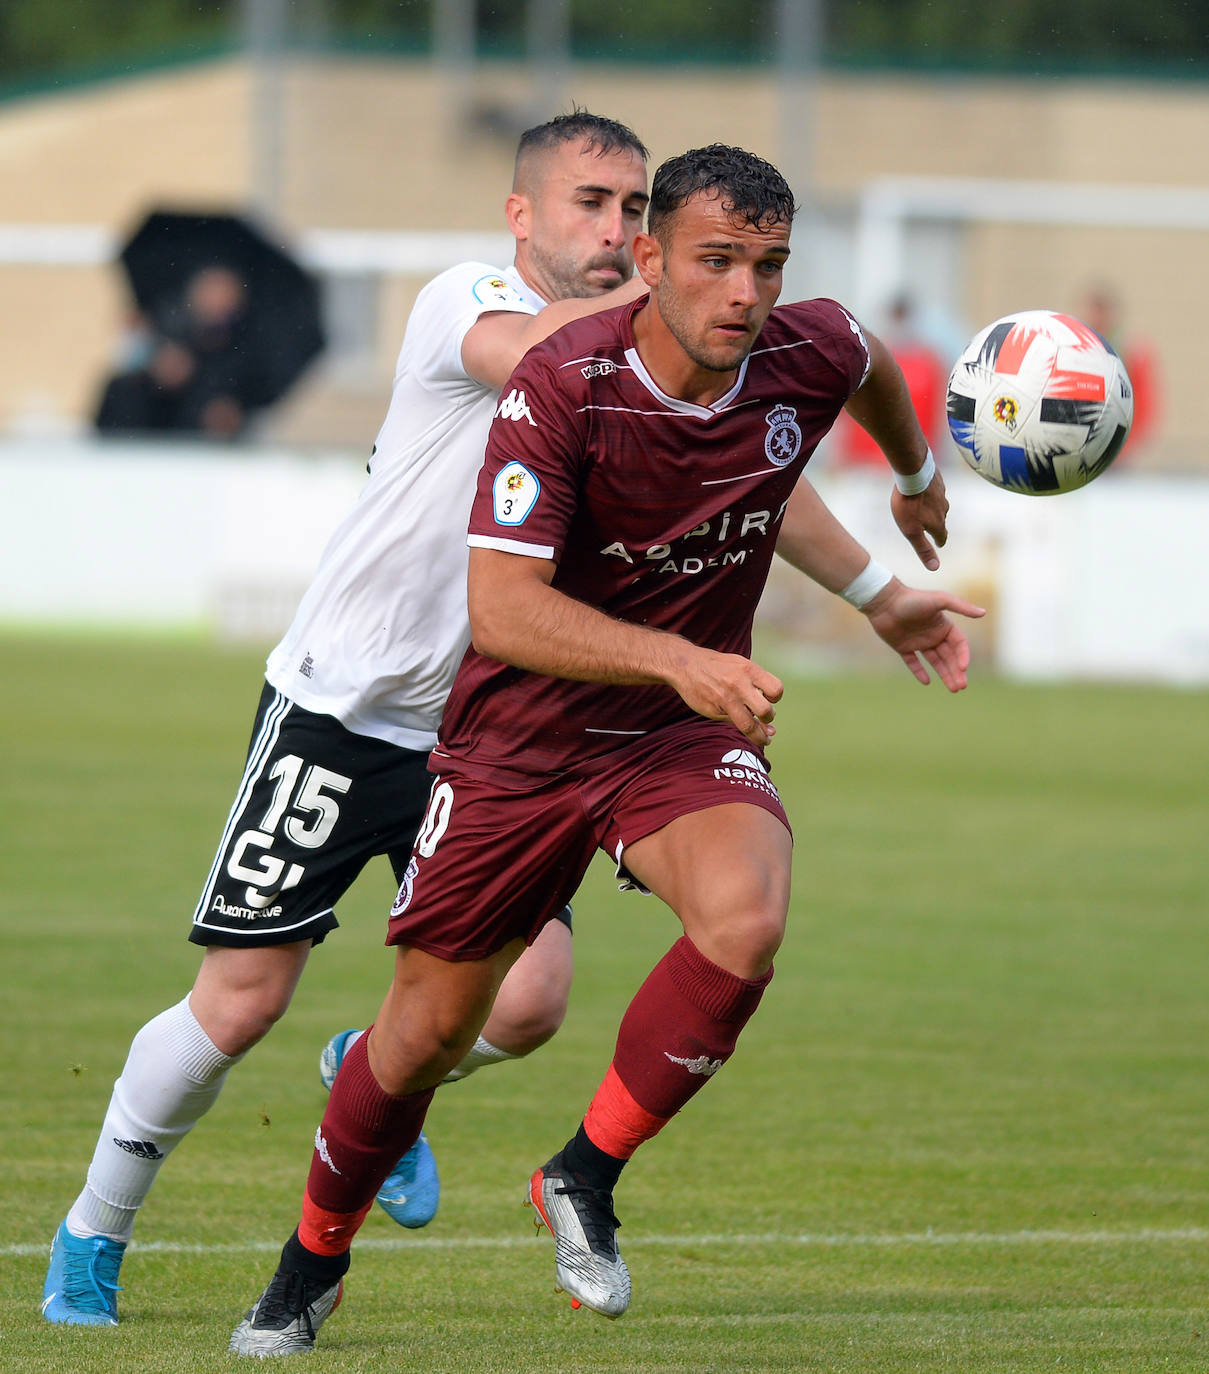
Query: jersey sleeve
409,262,539,389
802,298,873,397
466,348,586,562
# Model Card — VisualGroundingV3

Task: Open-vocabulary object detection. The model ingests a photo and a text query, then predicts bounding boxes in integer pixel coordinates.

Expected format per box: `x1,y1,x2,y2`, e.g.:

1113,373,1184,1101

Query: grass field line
8,1225,1209,1260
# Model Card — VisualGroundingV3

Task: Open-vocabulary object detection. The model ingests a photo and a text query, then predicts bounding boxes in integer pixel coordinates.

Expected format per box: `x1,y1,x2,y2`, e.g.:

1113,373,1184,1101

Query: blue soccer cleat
41,1220,125,1325
317,1027,360,1093
318,1029,439,1229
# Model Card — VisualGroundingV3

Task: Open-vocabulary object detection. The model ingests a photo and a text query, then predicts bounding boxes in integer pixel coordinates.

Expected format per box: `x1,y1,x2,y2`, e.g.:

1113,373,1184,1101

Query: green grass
2,633,1207,1372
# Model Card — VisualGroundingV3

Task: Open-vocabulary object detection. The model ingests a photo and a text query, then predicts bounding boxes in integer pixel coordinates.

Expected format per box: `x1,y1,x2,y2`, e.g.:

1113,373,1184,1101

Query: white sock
66,997,240,1243
442,1035,518,1083
335,1029,517,1086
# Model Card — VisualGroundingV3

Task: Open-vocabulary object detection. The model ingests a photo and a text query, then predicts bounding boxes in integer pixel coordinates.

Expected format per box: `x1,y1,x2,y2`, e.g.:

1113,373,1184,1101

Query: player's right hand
668,649,783,746
891,468,949,571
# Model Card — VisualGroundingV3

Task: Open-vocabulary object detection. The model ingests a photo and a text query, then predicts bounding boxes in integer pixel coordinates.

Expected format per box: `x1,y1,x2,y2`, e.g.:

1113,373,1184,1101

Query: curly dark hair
647,144,796,242
514,108,649,188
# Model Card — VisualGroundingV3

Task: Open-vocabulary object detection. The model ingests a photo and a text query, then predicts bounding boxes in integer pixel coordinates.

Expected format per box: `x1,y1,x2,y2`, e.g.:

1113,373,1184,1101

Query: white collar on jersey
504,264,553,313
623,346,750,419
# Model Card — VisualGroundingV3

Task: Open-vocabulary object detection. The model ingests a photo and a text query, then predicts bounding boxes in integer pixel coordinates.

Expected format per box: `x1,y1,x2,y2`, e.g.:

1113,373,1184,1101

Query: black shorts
189,684,435,948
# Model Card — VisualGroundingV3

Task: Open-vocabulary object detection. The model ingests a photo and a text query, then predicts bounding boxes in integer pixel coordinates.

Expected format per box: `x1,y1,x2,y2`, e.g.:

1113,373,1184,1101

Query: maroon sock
301,1027,434,1248
585,936,772,1156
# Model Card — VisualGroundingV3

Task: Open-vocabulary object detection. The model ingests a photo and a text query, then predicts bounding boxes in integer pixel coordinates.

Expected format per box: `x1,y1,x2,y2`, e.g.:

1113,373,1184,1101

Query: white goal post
852,174,1209,318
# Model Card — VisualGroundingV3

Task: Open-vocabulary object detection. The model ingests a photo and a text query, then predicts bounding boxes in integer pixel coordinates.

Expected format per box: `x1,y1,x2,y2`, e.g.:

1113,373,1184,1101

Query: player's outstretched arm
775,479,983,692
860,580,985,692
842,330,949,570
462,277,648,390
468,547,781,745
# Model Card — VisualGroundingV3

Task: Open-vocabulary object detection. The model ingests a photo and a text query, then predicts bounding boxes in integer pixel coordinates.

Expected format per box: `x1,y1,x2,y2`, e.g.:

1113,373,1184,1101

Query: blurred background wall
1,1,1206,677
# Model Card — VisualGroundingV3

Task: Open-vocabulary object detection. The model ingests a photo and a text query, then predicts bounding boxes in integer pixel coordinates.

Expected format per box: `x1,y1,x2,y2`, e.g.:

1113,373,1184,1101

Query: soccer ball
945,309,1133,494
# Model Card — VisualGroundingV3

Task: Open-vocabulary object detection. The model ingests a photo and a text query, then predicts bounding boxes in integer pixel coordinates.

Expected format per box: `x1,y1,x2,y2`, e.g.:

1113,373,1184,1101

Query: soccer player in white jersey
42,110,652,1328
227,144,973,1355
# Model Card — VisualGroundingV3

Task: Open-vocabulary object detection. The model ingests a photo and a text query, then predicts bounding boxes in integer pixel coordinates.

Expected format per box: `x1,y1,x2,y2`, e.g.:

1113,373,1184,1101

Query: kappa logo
764,405,802,467
496,388,537,427
580,360,617,379
315,1127,342,1175
664,1052,724,1077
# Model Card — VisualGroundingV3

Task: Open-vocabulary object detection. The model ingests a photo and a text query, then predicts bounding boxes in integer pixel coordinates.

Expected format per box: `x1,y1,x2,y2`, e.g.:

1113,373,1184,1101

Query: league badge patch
492,461,541,525
472,274,526,307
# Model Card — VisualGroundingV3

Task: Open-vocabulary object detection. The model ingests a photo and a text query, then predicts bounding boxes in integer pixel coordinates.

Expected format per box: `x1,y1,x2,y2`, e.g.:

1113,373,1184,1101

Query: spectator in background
94,266,272,440
1079,283,1162,457
832,292,948,470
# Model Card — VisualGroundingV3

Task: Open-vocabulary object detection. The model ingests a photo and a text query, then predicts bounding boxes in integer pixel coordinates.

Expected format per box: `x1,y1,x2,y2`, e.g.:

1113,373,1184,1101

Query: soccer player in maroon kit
230,144,982,1354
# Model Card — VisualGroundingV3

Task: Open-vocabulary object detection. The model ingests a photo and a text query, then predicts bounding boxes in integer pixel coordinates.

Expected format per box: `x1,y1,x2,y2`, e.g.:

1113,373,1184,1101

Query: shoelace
65,1238,122,1310
554,1182,622,1257
258,1270,329,1337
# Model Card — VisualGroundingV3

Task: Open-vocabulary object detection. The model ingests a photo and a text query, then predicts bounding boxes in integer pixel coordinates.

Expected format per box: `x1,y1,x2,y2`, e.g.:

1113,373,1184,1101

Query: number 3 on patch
492,461,540,526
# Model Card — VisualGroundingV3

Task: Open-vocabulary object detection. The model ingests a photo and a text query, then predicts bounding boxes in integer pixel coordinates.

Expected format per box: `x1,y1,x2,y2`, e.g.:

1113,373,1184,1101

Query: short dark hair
647,144,796,243
514,108,649,189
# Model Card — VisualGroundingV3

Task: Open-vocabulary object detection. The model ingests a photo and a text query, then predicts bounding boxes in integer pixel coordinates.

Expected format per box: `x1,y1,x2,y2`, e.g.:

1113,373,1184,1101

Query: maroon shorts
385,718,792,961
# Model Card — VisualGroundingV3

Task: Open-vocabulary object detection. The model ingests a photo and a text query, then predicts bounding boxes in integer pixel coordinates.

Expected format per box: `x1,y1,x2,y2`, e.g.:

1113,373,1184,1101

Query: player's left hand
891,468,949,571
862,580,985,692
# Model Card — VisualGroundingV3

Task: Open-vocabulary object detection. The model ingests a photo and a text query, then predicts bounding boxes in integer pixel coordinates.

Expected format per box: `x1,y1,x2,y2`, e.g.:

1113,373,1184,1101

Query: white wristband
894,448,935,496
840,557,893,609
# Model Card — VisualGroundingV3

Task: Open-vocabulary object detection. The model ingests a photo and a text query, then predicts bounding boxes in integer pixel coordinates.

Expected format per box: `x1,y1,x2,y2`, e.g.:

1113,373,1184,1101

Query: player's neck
511,258,554,307
631,302,739,408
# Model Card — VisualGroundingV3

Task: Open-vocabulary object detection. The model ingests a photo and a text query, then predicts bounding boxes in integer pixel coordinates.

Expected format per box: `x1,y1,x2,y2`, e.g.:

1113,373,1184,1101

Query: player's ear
505,192,532,242
633,232,661,287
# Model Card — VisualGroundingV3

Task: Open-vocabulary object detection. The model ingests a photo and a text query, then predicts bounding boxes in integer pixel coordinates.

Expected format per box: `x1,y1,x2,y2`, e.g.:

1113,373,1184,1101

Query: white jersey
265,261,543,750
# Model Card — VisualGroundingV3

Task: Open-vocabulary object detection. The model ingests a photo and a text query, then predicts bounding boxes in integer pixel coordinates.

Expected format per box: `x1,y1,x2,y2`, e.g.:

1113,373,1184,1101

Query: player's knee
489,993,567,1055
374,1020,480,1093
191,943,309,1056
687,900,786,979
201,992,289,1055
190,974,295,1055
732,906,786,967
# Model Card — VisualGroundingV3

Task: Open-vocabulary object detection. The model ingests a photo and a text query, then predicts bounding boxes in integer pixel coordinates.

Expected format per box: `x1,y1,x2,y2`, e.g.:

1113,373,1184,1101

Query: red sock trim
299,1191,374,1257
583,1063,671,1160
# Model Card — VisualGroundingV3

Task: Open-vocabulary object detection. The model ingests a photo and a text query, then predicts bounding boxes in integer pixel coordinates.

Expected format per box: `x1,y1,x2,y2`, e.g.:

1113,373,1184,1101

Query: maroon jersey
437,295,870,779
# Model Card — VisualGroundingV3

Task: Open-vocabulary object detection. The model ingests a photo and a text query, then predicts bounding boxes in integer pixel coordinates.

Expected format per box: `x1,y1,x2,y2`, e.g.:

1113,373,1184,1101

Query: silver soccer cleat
229,1267,343,1357
526,1152,631,1318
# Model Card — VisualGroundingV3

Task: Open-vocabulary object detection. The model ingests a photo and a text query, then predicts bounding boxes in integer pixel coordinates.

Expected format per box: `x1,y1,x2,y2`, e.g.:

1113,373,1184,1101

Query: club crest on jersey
390,857,419,917
764,405,802,467
492,461,541,525
496,387,537,427
472,274,525,308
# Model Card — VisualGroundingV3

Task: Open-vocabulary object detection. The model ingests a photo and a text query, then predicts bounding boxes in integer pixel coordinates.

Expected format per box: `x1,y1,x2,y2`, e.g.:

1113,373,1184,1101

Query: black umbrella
117,208,325,407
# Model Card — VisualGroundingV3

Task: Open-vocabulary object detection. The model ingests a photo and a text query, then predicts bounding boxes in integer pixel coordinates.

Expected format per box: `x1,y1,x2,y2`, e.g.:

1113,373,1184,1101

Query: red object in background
833,336,948,469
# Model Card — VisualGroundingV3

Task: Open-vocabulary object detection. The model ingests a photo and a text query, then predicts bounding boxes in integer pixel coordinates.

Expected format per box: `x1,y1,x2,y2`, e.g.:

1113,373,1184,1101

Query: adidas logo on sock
113,1137,165,1160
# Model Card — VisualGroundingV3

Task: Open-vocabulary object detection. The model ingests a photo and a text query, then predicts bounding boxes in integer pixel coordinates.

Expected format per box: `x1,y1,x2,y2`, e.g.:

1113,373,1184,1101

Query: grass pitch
2,632,1207,1372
